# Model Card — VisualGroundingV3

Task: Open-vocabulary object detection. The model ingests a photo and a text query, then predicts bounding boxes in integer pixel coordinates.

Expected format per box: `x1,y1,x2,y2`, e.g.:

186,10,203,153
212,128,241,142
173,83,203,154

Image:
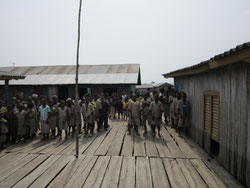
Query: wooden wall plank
246,65,250,188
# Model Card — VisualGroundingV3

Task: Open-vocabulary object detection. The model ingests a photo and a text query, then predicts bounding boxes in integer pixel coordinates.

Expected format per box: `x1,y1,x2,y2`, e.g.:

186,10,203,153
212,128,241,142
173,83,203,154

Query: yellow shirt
123,102,129,110
92,101,96,109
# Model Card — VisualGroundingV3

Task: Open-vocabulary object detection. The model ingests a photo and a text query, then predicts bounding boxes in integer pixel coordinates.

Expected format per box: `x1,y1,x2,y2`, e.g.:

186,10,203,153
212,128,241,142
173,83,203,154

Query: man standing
149,95,164,137
128,95,142,136
141,93,151,136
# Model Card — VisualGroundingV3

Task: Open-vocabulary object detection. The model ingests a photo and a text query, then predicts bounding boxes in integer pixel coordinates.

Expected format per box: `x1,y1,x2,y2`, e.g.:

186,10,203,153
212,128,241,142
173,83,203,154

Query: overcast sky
0,0,250,83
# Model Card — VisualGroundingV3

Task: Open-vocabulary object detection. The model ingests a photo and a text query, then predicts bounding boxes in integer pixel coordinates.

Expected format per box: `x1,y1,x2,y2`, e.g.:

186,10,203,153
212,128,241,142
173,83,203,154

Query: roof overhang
163,42,250,78
0,70,26,80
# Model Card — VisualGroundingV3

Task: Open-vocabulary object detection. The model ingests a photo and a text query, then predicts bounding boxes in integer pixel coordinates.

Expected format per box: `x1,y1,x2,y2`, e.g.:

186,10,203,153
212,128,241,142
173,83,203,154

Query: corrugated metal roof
163,42,250,78
0,64,140,75
0,70,25,80
0,64,140,85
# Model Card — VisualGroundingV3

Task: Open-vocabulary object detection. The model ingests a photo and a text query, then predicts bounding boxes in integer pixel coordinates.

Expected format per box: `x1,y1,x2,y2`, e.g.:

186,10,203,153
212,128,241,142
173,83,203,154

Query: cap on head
32,94,38,99
52,95,58,99
66,98,72,102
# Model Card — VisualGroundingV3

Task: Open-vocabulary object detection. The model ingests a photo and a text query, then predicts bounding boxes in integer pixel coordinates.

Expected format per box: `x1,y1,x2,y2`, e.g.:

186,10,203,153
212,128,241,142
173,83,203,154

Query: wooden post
75,0,83,158
4,80,9,103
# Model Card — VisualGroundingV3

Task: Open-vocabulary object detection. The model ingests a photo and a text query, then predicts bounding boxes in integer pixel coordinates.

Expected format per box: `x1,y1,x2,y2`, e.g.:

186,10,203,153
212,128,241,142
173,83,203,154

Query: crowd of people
0,88,190,150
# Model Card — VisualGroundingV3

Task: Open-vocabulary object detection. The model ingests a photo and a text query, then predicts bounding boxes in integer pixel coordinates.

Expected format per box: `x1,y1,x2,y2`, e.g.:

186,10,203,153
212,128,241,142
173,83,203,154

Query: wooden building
0,70,25,102
163,42,250,187
136,82,173,95
0,64,141,101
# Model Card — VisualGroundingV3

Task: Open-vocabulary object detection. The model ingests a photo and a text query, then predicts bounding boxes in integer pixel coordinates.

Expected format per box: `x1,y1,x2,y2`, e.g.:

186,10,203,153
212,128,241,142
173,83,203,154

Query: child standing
0,112,8,149
48,99,57,138
25,103,37,139
66,98,75,137
117,97,123,120
122,97,129,120
58,100,68,139
16,104,26,142
38,97,50,141
82,96,94,136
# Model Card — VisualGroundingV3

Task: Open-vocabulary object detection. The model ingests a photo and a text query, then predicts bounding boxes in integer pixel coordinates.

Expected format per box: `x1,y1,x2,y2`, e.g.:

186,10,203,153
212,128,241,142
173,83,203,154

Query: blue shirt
183,101,187,116
38,105,50,121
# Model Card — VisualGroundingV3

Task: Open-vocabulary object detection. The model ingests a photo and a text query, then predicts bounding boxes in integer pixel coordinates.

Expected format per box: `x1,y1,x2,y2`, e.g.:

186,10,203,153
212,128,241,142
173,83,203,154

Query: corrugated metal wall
175,63,249,187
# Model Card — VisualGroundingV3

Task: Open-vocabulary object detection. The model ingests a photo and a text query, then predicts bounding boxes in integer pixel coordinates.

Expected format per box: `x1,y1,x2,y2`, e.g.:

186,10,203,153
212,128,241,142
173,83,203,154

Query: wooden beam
209,48,250,69
163,48,250,78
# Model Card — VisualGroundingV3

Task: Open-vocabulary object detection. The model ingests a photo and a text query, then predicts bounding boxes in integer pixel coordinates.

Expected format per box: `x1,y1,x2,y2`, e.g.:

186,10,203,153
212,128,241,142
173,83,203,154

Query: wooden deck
0,120,243,188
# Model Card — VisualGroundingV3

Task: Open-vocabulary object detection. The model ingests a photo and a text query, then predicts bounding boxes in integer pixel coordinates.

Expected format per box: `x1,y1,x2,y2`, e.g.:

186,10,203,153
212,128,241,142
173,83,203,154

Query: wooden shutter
204,92,220,143
211,95,220,142
204,95,212,135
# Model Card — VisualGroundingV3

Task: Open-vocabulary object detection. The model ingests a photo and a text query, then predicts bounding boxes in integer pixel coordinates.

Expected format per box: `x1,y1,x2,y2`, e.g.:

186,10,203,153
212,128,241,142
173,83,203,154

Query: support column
4,80,9,103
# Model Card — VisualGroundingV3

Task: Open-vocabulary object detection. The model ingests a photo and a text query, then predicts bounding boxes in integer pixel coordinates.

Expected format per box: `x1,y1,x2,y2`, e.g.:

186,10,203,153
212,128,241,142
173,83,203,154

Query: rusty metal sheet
0,73,139,85
0,64,140,75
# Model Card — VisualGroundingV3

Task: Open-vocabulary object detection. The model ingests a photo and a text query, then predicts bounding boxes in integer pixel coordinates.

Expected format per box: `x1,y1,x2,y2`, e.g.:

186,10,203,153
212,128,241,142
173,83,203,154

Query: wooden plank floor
0,120,244,188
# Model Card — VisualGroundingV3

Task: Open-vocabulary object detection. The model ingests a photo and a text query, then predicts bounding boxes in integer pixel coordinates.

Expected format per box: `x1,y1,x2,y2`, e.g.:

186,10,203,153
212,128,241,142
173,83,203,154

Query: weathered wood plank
177,159,207,188
13,155,61,188
0,154,38,183
48,155,86,187
29,139,58,154
39,139,66,154
82,156,110,188
95,125,119,156
0,153,29,175
65,155,98,188
22,140,48,153
145,136,159,157
150,158,171,188
190,159,223,188
118,156,135,188
166,126,200,158
78,134,98,154
154,137,173,158
121,133,134,156
134,136,145,157
0,153,27,172
161,127,184,158
60,141,77,154
136,157,153,188
50,138,74,155
0,154,49,188
83,131,108,155
163,158,189,188
5,139,41,153
101,156,123,188
29,155,73,188
107,126,126,156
